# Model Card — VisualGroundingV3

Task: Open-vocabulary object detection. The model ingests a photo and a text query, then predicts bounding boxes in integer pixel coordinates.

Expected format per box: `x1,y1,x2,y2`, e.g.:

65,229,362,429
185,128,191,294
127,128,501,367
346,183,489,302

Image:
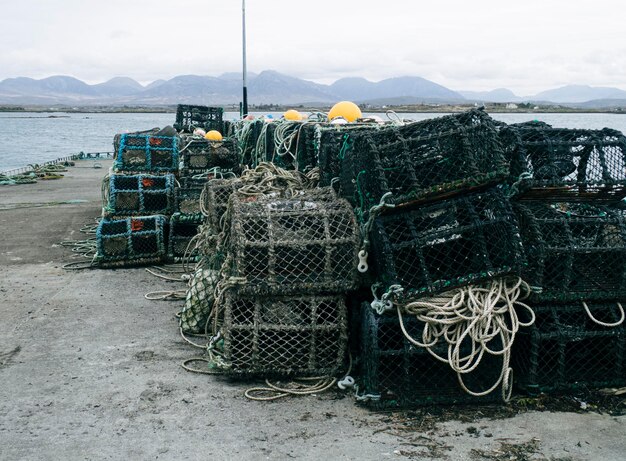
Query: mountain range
0,70,625,108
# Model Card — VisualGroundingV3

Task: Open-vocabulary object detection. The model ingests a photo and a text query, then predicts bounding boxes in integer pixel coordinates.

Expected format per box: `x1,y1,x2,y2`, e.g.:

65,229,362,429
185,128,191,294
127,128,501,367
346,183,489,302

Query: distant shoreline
0,104,624,115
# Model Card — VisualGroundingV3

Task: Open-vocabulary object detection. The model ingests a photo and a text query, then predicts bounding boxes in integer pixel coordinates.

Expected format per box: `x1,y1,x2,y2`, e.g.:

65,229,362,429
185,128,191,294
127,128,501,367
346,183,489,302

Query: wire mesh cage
225,191,360,295
513,302,626,393
220,292,348,376
104,174,175,218
175,178,206,217
173,104,224,133
514,201,626,303
358,304,503,408
370,187,525,301
114,134,179,173
95,215,167,267
340,109,508,214
167,213,202,262
501,126,626,202
179,136,239,175
202,178,243,232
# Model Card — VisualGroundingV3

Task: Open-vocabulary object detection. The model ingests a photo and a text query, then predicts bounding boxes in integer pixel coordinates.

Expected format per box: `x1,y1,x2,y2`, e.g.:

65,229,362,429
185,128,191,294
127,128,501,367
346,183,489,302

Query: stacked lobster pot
500,123,626,394
180,166,361,379
96,129,180,267
340,109,529,408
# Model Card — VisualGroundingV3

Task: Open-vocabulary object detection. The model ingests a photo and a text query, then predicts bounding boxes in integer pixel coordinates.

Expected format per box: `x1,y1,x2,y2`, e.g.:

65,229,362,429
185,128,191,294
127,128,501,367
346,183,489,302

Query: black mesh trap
95,215,167,267
225,191,360,295
340,109,508,214
370,187,524,300
202,178,242,232
175,178,206,217
167,214,202,262
514,201,626,303
174,104,224,133
358,304,503,408
104,174,175,218
114,134,179,173
501,126,626,202
179,136,239,175
513,302,626,393
220,292,348,376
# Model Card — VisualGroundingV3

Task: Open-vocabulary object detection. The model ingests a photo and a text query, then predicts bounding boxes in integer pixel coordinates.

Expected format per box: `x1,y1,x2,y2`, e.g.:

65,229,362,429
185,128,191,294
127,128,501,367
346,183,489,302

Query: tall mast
242,0,248,117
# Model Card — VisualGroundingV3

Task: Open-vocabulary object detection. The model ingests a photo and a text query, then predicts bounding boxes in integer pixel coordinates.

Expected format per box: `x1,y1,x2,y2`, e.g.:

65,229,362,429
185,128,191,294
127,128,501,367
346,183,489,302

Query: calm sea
2,110,626,171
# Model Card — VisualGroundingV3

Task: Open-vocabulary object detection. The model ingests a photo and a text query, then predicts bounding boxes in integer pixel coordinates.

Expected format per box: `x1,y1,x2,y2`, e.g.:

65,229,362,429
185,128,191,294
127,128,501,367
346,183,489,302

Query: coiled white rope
582,301,625,327
396,276,535,402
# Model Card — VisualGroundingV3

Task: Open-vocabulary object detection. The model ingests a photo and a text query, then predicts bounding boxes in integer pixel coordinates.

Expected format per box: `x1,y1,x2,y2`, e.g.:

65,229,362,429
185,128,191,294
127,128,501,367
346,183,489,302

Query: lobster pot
114,134,179,173
230,119,265,167
501,126,626,202
340,109,508,215
168,214,202,262
179,137,239,175
202,179,242,232
221,292,348,376
317,124,380,186
513,302,626,393
175,181,204,217
173,104,223,133
359,304,502,408
514,201,626,303
105,174,174,218
371,187,524,301
226,191,360,295
95,216,166,267
113,128,159,158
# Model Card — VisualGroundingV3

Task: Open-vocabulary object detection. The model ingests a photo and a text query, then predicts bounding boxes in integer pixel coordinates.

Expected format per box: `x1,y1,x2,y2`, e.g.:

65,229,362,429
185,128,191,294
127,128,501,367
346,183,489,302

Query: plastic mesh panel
359,304,502,408
95,215,167,267
105,174,174,218
202,179,242,232
115,134,179,173
513,302,626,393
501,126,626,202
515,201,626,302
221,293,348,376
174,104,224,133
226,192,360,295
370,187,524,300
179,136,239,175
340,109,508,212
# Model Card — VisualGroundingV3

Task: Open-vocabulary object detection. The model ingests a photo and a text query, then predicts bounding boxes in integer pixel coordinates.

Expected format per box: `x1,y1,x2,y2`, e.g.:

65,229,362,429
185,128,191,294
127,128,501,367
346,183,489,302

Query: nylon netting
114,134,179,173
174,104,224,133
513,302,626,393
340,109,508,215
178,135,239,176
167,214,202,262
514,201,626,302
104,174,174,219
501,126,626,202
369,187,524,300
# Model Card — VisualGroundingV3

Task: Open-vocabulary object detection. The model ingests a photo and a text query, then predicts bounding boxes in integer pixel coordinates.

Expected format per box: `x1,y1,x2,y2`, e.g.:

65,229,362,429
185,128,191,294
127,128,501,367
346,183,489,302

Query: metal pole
242,0,248,117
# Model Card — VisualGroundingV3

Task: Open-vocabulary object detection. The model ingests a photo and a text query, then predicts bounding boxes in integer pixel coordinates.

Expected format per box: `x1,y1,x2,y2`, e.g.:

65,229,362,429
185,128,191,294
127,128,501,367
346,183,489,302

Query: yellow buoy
283,109,303,121
204,130,223,141
328,101,362,123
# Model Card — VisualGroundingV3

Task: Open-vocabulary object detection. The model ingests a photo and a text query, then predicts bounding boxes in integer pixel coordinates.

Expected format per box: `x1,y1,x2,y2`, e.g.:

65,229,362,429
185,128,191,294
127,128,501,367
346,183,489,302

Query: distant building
506,103,518,109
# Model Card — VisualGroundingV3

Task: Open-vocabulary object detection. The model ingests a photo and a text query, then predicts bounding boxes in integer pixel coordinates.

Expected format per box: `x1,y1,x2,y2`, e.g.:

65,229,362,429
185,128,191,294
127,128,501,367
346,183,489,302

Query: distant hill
533,85,626,103
1,72,625,109
459,88,521,103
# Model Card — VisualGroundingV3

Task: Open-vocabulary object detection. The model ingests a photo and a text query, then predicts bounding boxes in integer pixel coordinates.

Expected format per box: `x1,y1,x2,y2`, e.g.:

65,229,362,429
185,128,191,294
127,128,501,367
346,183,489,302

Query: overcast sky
1,0,624,95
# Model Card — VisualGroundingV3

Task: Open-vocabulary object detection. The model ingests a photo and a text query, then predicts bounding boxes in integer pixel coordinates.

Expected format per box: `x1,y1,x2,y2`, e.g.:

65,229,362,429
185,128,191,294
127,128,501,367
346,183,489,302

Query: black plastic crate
370,187,524,301
167,214,202,262
95,215,167,267
174,105,224,133
501,126,626,202
358,304,503,408
513,302,626,393
225,191,360,295
220,292,348,376
104,174,175,218
340,109,508,215
514,201,626,303
114,134,179,173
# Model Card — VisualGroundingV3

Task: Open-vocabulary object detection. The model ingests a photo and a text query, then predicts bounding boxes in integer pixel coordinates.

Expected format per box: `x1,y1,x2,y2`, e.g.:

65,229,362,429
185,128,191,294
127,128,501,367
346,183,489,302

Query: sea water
1,111,626,171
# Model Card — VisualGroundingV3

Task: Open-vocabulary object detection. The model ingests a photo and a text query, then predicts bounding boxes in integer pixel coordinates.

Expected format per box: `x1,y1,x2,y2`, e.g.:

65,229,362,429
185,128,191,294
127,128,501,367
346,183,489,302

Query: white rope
396,276,535,401
582,301,625,327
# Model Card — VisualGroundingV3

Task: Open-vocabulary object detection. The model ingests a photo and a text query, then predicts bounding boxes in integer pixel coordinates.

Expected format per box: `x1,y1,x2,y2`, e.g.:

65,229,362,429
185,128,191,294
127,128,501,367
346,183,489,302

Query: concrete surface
0,160,625,461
